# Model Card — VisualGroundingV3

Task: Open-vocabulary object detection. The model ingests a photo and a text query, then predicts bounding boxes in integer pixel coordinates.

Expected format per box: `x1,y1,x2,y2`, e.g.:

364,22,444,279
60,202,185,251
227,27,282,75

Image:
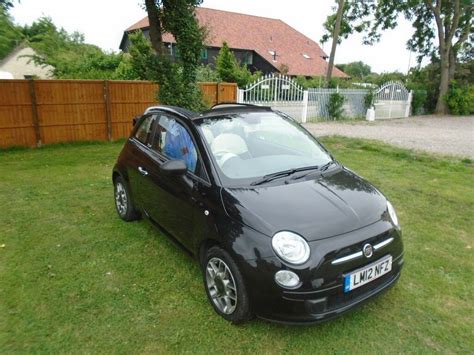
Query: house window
200,48,208,60
242,52,253,65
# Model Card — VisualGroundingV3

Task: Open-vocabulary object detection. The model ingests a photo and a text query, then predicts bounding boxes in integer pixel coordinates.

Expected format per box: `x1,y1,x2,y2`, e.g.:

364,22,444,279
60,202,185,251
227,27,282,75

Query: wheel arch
198,238,221,266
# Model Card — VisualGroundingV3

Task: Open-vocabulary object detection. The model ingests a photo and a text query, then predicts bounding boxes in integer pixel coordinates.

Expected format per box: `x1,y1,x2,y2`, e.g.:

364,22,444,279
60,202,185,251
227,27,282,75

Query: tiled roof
125,7,347,78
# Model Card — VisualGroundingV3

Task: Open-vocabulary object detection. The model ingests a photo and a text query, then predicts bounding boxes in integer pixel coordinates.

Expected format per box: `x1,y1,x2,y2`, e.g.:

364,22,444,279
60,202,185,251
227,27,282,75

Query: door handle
138,166,148,176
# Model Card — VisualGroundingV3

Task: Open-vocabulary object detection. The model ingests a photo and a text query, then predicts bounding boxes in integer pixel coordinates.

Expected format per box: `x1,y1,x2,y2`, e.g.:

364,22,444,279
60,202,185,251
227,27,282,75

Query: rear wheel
114,176,139,221
203,246,252,324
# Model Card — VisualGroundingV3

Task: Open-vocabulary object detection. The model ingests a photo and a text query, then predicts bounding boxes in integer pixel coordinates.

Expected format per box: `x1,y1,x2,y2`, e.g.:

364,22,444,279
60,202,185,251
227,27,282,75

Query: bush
445,81,474,115
364,91,374,109
215,41,260,87
406,81,429,115
328,92,345,120
196,64,221,82
158,62,208,112
411,89,428,115
122,32,207,111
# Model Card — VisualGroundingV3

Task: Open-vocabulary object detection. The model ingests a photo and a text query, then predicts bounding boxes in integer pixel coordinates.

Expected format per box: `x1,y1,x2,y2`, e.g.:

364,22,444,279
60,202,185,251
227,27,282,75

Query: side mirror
160,160,187,176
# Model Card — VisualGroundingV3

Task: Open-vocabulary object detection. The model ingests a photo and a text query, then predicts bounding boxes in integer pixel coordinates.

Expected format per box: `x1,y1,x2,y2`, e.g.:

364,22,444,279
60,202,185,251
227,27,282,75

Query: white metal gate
238,75,412,121
237,74,308,122
373,81,412,119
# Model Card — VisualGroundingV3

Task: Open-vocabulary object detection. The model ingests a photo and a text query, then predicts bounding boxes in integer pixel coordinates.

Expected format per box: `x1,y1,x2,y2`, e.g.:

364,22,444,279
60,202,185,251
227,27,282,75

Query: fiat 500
112,104,403,324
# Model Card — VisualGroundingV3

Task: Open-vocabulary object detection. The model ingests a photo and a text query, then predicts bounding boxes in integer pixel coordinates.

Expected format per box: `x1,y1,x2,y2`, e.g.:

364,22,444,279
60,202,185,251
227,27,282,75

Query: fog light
275,270,301,289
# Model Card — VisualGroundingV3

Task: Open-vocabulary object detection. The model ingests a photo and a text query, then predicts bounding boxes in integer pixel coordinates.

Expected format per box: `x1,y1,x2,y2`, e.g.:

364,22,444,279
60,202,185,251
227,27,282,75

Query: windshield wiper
319,160,336,172
290,161,337,181
250,166,320,186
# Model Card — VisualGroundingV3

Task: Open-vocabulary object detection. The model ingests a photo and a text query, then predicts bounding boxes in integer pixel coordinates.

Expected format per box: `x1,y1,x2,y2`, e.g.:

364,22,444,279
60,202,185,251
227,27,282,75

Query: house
119,7,347,78
0,45,53,79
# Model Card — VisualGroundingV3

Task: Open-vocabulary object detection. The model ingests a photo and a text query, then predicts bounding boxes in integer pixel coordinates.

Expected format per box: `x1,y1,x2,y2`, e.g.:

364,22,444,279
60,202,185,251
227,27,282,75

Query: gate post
301,90,309,123
405,90,413,117
237,88,244,103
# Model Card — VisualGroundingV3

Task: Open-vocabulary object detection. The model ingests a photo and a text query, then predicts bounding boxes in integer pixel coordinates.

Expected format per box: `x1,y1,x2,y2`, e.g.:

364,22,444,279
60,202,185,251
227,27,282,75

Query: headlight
387,201,399,227
272,231,310,265
275,270,301,289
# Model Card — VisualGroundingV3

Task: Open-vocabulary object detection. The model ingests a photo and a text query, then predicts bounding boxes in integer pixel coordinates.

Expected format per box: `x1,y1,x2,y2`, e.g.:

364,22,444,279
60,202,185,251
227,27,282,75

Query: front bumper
239,220,404,324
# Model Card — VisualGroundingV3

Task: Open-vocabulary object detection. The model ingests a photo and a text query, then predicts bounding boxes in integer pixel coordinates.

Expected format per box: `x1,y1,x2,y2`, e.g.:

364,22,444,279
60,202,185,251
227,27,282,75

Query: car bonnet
221,168,388,241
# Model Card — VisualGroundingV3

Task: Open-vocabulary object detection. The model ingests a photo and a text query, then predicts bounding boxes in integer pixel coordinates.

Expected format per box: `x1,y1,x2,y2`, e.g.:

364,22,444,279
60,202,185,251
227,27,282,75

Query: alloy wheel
205,257,238,314
115,182,128,217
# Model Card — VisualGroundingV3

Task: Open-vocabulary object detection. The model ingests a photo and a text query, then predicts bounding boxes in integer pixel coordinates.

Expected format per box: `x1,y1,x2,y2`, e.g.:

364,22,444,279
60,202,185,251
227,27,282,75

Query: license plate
344,255,392,293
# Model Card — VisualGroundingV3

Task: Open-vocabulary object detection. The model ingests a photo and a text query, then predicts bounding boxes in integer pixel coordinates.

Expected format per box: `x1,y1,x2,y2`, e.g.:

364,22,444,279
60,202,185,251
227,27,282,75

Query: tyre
202,246,252,324
114,176,139,221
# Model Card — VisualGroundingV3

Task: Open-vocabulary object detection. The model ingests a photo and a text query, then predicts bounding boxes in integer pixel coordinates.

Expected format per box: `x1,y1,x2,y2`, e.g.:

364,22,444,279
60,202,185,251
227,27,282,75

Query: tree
336,61,372,79
0,1,14,11
215,42,260,87
321,1,374,85
0,7,22,59
22,17,124,79
325,0,344,85
115,31,160,80
215,42,237,82
144,0,165,56
365,0,473,114
142,0,206,110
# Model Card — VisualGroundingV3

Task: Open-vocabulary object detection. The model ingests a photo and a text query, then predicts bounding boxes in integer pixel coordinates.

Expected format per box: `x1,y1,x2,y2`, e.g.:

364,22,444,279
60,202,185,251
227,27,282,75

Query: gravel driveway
304,115,474,159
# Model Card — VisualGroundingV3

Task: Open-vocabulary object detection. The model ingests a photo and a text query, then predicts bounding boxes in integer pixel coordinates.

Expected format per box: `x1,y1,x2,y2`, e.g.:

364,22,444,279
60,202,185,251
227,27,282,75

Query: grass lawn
1,137,473,353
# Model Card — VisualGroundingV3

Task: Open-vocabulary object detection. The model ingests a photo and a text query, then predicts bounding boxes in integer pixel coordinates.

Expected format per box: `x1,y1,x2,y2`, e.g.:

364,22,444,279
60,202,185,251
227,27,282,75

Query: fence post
405,90,413,118
301,90,309,123
216,82,221,104
28,79,41,147
104,81,112,141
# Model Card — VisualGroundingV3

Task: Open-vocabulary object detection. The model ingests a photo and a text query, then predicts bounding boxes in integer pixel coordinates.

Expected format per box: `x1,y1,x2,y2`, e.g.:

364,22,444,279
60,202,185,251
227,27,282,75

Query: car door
135,112,210,251
125,113,158,210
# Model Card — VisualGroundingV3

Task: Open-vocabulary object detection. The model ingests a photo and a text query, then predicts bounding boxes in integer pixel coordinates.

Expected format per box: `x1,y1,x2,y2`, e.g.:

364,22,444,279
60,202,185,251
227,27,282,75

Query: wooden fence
0,80,237,148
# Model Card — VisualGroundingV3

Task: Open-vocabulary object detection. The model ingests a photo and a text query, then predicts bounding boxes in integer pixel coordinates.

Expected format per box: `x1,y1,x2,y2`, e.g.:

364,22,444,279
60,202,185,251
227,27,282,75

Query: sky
10,0,423,74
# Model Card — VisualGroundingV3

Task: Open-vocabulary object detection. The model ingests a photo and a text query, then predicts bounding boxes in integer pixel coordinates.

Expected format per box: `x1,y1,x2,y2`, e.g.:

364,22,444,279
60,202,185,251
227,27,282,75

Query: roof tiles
125,7,347,78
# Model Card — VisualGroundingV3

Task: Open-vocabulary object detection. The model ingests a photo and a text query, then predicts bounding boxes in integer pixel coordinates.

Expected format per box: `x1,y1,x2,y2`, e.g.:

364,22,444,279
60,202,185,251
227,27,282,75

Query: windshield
197,111,333,186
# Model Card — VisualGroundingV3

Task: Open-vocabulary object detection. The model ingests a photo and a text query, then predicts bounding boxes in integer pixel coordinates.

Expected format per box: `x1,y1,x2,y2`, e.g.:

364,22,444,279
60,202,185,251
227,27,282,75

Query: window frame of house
242,52,253,65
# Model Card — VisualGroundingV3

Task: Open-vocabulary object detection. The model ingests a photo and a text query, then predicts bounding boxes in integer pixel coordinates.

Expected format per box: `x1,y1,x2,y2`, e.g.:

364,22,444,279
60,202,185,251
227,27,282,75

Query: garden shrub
215,42,260,87
411,89,428,115
158,61,208,112
328,92,345,120
364,91,374,109
445,81,474,115
196,64,221,82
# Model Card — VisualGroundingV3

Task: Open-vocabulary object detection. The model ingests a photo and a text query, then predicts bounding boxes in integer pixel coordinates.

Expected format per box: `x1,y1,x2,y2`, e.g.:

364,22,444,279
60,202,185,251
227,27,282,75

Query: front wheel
114,176,139,221
203,246,252,324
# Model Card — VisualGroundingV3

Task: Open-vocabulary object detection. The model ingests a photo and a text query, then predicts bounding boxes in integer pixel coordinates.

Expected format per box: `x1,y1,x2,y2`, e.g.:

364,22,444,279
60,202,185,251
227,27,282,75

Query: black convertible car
112,104,403,324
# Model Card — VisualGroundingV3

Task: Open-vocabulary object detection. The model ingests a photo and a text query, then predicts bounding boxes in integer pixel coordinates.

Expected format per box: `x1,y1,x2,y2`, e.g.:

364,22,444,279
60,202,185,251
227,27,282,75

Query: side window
134,115,155,144
151,114,203,177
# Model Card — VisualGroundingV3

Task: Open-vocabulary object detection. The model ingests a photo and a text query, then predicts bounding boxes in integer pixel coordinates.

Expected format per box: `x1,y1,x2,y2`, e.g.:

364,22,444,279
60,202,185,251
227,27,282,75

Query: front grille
327,230,393,268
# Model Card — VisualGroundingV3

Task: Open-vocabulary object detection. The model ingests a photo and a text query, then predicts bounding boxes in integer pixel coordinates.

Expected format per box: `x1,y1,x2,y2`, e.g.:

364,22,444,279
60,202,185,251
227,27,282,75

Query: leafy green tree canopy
336,61,372,79
143,0,207,110
22,17,123,79
0,7,22,59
